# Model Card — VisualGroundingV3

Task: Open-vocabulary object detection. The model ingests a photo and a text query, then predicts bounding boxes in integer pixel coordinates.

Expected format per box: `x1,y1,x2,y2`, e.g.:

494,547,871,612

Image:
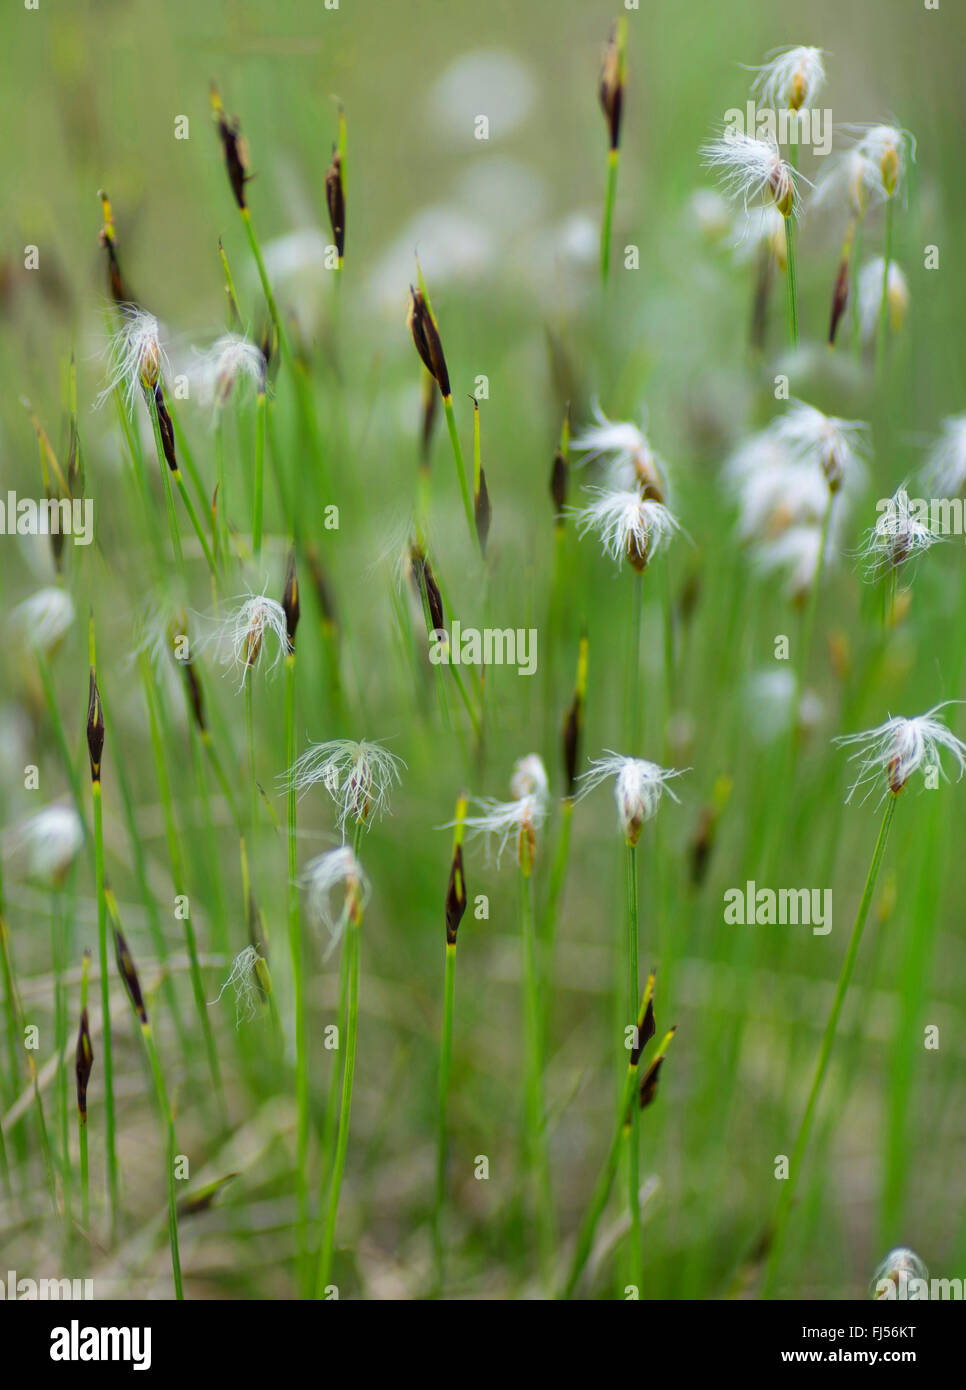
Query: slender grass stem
761,795,897,1295
520,863,553,1286
876,196,895,379
783,215,799,347
625,840,642,1287
600,147,620,284
92,781,118,1238
315,821,366,1296
433,940,456,1292
253,389,266,560
285,653,310,1294
78,952,91,1231
442,396,478,557
141,1018,184,1299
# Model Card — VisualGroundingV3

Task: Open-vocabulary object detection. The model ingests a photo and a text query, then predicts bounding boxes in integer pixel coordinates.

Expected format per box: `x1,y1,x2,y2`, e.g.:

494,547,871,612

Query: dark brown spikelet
561,632,588,798
599,24,624,152
114,925,148,1026
154,386,177,471
630,993,656,1066
550,447,568,521
828,257,850,346
475,467,491,556
75,1008,93,1122
282,548,300,654
49,492,66,573
211,84,250,211
690,805,715,886
639,1041,673,1110
325,148,346,260
407,288,450,398
87,669,104,783
411,543,445,633
182,661,207,735
306,546,339,629
445,842,467,945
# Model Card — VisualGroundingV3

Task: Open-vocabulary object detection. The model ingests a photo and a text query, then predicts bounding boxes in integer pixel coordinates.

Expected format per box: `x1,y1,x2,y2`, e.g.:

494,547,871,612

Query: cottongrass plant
858,485,941,613
578,752,685,1284
851,124,915,374
191,334,268,561
462,756,553,1284
287,737,405,837
75,951,93,1231
858,257,909,348
701,127,802,342
762,705,966,1292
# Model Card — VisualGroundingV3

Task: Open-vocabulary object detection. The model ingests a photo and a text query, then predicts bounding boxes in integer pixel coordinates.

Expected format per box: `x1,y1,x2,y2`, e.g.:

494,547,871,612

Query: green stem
521,866,553,1285
761,795,897,1295
601,147,620,284
442,396,479,558
625,841,641,1287
92,783,119,1239
286,654,309,1294
253,390,266,560
433,940,457,1293
141,1021,184,1299
783,215,799,347
876,197,895,379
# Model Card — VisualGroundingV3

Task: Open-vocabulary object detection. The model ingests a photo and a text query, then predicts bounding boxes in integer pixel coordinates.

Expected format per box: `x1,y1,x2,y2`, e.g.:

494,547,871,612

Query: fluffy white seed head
701,129,800,218
213,591,288,690
579,751,686,845
746,670,823,745
14,803,84,882
211,945,265,1027
750,45,826,113
922,413,966,498
462,759,550,871
857,257,909,344
96,308,167,411
755,523,832,604
192,333,266,410
859,485,940,579
855,124,914,200
11,587,75,655
770,400,869,495
571,405,668,501
812,148,879,220
510,753,549,803
299,846,371,957
730,453,830,542
287,738,405,834
571,488,680,572
835,704,966,802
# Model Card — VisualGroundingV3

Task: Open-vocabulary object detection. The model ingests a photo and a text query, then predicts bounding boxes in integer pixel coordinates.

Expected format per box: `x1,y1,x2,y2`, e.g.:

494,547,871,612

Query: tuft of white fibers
731,205,787,268
211,946,265,1027
858,485,941,579
191,333,266,411
286,738,405,834
11,587,75,654
854,124,915,200
211,591,288,690
571,487,680,572
701,129,801,217
299,846,371,957
749,45,826,113
461,757,550,868
95,307,167,411
571,404,668,501
922,413,966,499
578,752,686,846
746,670,823,745
770,400,869,495
857,257,909,344
509,752,549,803
14,803,84,882
755,523,833,603
811,148,879,219
730,453,830,542
835,704,966,803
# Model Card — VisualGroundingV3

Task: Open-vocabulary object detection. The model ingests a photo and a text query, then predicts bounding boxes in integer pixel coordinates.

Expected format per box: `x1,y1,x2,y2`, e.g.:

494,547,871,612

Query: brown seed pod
407,288,450,398
828,257,850,347
211,85,250,211
113,924,148,1026
445,842,467,945
75,1008,93,1121
154,386,177,471
87,669,105,783
325,148,345,260
282,548,300,654
475,467,491,556
599,24,624,152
